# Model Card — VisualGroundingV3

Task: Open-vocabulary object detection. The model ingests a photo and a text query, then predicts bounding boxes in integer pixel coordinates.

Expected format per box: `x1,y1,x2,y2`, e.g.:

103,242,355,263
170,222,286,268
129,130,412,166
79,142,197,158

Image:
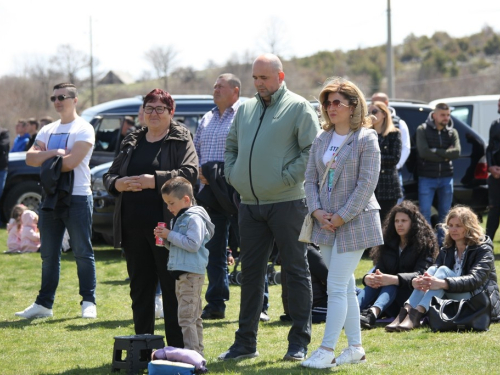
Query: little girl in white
20,210,40,253
5,204,26,253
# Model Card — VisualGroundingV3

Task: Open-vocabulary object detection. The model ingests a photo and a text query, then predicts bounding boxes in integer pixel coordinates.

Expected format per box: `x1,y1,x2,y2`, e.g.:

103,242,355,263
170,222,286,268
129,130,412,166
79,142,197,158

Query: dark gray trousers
234,199,312,350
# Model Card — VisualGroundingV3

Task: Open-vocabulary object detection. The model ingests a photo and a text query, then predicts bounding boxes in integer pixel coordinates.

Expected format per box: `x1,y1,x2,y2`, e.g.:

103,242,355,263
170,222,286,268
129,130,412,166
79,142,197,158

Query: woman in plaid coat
302,78,383,369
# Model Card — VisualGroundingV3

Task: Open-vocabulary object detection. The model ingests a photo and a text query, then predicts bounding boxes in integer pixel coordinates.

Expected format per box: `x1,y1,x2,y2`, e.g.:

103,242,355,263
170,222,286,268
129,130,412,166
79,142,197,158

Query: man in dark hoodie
416,102,461,242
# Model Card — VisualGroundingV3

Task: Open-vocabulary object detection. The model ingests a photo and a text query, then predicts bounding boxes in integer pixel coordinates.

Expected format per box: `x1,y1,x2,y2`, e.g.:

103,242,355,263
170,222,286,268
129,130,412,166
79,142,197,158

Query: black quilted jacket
374,130,402,201
435,236,500,321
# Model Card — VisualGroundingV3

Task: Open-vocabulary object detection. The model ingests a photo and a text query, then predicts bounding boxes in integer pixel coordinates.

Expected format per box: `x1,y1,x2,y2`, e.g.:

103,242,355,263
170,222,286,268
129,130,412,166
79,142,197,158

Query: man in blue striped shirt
194,73,241,320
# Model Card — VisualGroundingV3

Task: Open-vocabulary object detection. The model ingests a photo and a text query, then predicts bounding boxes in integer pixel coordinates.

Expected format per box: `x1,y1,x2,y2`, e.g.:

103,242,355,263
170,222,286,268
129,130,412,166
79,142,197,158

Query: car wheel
3,181,42,218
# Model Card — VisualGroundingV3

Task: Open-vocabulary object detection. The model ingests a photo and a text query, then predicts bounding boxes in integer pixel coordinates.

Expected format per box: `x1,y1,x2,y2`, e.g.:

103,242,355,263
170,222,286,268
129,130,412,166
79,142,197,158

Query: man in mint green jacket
219,54,320,362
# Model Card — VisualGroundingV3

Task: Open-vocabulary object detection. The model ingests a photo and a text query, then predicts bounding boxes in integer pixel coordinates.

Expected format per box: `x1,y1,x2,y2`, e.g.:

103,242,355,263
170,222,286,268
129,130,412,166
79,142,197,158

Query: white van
429,95,499,142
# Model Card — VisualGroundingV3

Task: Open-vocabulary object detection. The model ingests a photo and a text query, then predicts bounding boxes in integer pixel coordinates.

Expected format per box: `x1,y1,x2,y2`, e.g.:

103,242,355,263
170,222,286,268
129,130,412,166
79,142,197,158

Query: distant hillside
1,27,499,138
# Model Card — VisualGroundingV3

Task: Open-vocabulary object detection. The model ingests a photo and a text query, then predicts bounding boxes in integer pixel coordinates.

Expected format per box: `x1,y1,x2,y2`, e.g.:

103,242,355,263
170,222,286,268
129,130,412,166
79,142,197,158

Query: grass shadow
0,317,78,329
65,319,134,331
40,363,117,375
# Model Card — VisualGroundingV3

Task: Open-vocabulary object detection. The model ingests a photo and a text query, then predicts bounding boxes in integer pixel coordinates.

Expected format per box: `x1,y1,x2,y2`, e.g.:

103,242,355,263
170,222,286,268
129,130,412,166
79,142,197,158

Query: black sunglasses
322,99,350,109
50,94,75,102
370,108,379,115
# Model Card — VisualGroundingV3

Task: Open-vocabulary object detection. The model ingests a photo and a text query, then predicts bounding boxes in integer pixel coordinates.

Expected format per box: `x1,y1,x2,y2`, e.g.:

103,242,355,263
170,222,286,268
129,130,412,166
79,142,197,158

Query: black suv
0,95,217,223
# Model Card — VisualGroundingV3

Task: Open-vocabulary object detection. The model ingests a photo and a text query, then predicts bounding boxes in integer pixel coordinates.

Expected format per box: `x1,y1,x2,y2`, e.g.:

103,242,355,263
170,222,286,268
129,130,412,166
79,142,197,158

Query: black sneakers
360,309,377,329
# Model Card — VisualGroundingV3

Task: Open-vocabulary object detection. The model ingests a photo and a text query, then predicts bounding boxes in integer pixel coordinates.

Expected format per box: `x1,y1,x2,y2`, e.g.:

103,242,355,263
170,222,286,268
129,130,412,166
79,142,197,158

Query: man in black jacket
416,103,461,243
0,126,9,225
486,97,500,239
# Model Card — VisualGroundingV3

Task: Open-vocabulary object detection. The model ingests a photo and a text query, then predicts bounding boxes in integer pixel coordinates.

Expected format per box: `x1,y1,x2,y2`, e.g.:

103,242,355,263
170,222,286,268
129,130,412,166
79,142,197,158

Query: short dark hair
17,119,27,125
143,88,175,112
53,83,78,97
161,177,194,201
123,116,135,126
27,118,39,130
40,116,54,125
434,103,450,111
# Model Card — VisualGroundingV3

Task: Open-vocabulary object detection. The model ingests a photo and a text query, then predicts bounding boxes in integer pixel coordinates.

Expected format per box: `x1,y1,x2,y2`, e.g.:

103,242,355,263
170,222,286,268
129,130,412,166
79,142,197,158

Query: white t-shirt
322,132,348,192
36,116,95,196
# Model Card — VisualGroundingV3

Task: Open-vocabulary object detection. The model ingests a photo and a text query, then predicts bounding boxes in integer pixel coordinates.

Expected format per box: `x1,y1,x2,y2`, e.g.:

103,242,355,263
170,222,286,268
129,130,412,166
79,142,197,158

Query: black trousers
234,199,312,350
122,222,183,347
487,175,500,239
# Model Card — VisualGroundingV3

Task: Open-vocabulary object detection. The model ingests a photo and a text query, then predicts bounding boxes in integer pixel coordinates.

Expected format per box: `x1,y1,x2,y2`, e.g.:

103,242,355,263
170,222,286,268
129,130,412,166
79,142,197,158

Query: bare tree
144,45,178,90
50,44,89,84
259,16,290,57
24,57,63,110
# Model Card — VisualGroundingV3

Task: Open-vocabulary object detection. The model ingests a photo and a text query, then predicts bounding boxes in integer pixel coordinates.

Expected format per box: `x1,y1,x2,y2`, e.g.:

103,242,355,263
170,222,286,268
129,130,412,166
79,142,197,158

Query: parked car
90,100,489,246
0,95,217,223
429,95,499,143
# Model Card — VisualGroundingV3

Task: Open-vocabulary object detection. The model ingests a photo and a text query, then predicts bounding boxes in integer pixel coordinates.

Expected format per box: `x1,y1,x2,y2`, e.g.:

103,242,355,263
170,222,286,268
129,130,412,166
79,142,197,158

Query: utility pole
386,0,395,98
89,16,95,106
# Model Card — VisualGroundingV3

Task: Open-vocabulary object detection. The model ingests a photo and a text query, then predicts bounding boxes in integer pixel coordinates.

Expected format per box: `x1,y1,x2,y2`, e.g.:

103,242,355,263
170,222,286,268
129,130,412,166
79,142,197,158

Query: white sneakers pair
15,302,97,319
302,345,366,369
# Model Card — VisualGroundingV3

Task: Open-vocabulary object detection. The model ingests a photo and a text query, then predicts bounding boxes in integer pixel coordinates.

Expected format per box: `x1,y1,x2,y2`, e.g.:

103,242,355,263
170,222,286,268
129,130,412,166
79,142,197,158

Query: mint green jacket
224,83,320,205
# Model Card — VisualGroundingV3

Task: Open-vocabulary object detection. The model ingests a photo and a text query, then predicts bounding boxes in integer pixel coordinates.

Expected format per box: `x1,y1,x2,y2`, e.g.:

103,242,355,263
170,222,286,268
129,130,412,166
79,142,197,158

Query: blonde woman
369,101,402,222
386,205,500,331
302,78,382,369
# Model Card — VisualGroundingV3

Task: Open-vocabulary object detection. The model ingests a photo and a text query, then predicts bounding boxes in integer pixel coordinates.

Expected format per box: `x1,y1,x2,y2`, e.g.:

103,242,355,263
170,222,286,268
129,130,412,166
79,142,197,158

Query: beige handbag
298,131,352,243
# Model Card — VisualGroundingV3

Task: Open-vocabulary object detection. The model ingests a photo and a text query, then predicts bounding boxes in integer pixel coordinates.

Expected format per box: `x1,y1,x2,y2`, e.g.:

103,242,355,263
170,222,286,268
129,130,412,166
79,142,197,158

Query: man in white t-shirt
15,83,97,320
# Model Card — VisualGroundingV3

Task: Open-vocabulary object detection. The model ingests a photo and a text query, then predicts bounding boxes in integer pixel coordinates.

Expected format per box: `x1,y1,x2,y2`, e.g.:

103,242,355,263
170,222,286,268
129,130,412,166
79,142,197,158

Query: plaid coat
304,127,384,252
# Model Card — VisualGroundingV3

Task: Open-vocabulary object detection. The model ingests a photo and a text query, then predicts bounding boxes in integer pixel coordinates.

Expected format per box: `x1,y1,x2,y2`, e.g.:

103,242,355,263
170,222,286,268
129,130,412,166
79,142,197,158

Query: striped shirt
193,100,241,166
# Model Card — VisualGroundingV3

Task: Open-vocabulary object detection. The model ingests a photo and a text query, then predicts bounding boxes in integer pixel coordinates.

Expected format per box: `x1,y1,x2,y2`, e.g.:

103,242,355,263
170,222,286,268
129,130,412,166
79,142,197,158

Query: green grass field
0,225,499,374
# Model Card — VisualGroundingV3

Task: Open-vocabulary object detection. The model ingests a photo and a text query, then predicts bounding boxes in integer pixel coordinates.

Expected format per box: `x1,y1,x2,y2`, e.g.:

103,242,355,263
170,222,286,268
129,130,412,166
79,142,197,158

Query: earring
350,114,353,118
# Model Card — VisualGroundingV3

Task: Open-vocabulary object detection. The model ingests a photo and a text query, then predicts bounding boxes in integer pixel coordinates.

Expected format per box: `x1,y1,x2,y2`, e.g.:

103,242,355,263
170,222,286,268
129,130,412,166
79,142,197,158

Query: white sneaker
335,346,366,366
259,311,270,322
301,347,335,369
15,303,53,319
81,301,97,319
155,296,164,319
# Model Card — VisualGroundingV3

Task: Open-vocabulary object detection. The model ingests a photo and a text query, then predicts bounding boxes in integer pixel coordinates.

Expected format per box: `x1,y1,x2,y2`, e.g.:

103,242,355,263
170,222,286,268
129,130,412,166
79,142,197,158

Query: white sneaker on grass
15,303,53,319
301,347,335,369
81,301,97,319
335,346,366,366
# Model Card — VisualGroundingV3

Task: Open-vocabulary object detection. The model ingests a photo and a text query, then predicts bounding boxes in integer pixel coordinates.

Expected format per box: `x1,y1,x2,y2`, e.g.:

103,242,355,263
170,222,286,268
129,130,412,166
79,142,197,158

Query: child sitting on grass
5,204,26,254
154,177,214,356
20,210,40,253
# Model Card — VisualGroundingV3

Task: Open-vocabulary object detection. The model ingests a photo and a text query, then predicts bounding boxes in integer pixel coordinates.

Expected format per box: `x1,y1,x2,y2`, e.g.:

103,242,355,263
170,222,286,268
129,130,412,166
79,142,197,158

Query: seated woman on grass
358,200,439,329
386,205,500,332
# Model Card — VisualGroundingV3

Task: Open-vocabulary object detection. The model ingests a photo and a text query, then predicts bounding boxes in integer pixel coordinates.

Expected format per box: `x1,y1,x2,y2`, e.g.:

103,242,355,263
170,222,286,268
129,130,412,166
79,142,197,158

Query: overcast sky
1,1,499,80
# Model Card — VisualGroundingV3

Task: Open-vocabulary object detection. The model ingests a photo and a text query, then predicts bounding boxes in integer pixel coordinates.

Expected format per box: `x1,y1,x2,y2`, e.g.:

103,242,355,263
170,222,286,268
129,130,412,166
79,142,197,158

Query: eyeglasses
322,100,350,109
370,108,379,115
50,94,75,102
144,106,169,114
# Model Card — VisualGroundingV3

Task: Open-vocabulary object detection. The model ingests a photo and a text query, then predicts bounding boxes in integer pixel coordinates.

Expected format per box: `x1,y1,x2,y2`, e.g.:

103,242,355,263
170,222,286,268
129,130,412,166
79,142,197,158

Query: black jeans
122,223,183,348
487,175,500,239
233,199,312,351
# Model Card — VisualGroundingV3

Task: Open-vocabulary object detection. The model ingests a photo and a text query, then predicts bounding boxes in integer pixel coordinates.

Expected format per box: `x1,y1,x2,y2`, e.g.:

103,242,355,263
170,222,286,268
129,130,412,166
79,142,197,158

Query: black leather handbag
428,290,491,332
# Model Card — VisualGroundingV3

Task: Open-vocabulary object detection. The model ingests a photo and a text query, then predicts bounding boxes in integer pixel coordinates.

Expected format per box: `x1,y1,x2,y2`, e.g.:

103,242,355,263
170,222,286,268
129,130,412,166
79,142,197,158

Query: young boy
154,177,214,356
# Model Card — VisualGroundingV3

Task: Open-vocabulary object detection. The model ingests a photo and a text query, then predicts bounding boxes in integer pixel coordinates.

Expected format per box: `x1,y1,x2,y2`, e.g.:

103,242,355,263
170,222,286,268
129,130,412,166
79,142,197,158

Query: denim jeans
407,265,472,312
320,243,363,350
418,176,453,243
204,210,236,313
357,284,398,314
35,195,96,309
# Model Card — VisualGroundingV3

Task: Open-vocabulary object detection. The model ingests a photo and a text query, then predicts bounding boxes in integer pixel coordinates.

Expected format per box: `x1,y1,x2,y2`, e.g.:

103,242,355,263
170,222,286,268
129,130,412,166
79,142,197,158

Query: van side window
450,105,473,126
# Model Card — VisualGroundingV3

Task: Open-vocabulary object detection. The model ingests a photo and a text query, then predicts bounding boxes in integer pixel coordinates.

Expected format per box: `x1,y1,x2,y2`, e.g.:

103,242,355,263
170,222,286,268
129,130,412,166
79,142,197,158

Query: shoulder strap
320,131,353,188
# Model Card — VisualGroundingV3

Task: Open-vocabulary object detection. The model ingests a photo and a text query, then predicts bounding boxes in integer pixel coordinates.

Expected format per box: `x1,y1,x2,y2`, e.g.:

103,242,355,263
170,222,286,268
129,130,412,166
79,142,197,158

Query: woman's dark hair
370,200,439,264
143,88,175,113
